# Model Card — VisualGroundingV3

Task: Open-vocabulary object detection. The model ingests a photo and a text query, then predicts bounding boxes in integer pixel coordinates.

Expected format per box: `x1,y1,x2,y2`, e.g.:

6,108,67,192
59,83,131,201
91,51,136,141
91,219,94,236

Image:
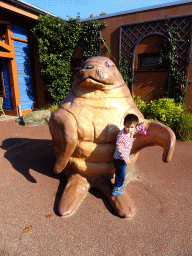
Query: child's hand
139,129,147,135
139,122,147,135
137,121,147,135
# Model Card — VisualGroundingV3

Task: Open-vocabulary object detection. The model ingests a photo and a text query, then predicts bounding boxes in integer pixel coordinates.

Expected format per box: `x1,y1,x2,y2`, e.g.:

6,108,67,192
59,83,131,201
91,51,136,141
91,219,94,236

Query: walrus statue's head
72,56,126,91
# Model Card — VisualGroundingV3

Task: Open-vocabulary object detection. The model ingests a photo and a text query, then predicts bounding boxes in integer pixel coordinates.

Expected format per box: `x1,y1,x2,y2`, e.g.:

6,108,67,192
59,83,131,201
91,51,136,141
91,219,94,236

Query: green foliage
178,112,192,142
133,95,185,137
32,15,110,104
41,103,59,113
132,94,148,116
49,104,59,113
158,26,187,104
32,14,81,104
100,12,107,16
118,25,187,104
118,57,132,85
80,20,109,61
146,98,184,134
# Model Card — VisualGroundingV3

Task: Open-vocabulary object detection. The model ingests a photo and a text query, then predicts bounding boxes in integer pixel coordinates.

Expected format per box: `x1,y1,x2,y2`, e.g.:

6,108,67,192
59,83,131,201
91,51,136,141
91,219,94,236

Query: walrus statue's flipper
131,120,176,163
58,174,90,217
49,108,78,174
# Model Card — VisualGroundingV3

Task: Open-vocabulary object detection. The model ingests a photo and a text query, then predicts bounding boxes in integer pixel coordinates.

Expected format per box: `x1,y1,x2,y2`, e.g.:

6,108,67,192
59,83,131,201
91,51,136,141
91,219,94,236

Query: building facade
81,0,192,111
1,0,192,116
0,0,55,116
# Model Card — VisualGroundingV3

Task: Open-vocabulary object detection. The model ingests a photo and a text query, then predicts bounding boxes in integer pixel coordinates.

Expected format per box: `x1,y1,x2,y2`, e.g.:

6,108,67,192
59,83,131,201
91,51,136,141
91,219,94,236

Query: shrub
118,58,132,86
132,94,148,115
133,96,185,137
145,98,184,134
178,112,192,142
32,15,81,104
40,103,58,113
32,15,109,105
80,20,108,61
49,104,59,113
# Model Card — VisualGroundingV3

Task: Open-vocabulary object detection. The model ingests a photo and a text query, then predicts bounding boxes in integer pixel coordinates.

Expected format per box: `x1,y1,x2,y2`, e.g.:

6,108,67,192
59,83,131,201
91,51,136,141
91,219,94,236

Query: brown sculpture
49,56,176,218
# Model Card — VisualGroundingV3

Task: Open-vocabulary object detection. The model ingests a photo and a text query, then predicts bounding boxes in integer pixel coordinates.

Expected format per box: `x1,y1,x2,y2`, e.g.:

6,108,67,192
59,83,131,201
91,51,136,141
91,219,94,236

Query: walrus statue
49,56,176,218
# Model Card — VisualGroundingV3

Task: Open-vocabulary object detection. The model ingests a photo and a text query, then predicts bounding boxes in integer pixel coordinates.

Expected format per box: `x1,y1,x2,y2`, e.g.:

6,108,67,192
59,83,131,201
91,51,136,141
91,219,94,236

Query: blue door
12,25,34,111
2,61,13,111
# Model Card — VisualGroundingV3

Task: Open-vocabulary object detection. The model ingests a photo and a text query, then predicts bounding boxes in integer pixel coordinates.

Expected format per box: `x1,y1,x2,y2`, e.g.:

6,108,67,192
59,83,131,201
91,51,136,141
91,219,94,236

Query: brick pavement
0,120,191,255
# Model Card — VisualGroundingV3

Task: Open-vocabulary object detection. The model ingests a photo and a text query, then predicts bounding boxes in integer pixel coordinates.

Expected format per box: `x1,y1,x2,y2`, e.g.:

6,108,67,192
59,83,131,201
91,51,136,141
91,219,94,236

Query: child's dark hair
124,114,139,125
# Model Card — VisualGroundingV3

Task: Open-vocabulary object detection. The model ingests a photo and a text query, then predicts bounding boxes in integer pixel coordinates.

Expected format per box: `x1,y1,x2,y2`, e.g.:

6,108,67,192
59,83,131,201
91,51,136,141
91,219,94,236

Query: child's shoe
111,185,124,196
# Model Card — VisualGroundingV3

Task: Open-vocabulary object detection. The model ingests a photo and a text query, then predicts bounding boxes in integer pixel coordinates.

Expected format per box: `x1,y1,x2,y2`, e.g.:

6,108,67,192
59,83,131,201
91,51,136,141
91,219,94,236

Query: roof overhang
80,0,192,22
0,0,56,20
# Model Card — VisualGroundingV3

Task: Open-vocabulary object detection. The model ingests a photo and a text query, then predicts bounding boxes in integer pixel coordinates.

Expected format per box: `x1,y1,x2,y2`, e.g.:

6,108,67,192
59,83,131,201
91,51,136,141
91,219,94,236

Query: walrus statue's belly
60,89,136,176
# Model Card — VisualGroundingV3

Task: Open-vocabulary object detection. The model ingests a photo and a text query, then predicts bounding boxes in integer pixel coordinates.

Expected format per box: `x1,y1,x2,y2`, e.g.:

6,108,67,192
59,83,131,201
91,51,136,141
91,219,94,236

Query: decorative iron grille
119,15,192,98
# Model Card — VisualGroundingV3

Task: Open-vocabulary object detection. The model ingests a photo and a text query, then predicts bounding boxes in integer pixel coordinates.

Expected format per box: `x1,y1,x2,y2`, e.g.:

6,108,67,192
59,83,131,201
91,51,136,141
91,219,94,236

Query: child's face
124,122,137,134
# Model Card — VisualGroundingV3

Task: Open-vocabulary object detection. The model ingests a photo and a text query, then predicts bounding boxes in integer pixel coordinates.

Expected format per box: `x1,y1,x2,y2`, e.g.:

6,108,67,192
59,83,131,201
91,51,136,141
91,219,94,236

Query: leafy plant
132,94,148,115
146,98,184,134
41,103,59,113
158,26,187,104
178,112,192,142
118,57,132,86
32,15,110,104
80,19,110,61
133,96,185,137
32,14,81,104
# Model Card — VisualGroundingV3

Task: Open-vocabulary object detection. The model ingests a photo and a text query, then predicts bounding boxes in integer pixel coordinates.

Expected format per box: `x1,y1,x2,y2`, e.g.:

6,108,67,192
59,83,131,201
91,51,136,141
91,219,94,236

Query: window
139,53,160,67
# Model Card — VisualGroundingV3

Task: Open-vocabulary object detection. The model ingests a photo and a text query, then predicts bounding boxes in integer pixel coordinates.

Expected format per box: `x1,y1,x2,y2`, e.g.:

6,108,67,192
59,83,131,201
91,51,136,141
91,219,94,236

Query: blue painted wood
2,62,13,111
14,35,34,111
12,25,28,40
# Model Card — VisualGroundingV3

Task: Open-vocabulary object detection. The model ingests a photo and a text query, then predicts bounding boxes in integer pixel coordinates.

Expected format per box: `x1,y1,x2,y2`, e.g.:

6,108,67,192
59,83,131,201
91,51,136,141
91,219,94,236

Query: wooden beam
0,40,12,52
5,24,14,48
7,24,21,116
0,20,11,25
22,109,33,115
11,37,28,43
0,1,39,20
0,52,14,58
3,110,18,116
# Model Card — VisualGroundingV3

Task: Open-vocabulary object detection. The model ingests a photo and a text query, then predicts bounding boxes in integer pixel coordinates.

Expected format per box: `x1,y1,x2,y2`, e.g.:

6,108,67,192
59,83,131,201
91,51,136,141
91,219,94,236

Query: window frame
138,52,160,68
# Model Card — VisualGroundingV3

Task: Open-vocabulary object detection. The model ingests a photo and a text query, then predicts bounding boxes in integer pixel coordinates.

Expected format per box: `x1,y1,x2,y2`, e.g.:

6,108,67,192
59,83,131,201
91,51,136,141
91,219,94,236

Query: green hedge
32,15,109,104
133,96,192,141
179,112,192,142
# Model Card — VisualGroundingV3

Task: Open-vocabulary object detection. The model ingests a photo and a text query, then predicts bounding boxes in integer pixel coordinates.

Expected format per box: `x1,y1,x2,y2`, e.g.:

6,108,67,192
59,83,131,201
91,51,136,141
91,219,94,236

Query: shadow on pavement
0,137,68,216
1,137,57,182
0,137,115,216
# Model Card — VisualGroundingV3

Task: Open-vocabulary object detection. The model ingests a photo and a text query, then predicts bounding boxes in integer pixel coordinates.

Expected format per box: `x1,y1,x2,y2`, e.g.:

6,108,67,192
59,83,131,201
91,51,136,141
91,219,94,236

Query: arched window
133,34,169,102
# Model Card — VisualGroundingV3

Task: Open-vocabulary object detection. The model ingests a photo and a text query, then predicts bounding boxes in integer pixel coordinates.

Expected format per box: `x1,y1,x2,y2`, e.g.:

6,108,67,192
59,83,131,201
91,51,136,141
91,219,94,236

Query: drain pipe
18,105,22,117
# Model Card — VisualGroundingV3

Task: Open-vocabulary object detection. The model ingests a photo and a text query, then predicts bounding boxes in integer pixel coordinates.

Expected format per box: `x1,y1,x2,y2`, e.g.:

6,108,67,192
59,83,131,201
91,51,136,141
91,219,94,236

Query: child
112,114,147,196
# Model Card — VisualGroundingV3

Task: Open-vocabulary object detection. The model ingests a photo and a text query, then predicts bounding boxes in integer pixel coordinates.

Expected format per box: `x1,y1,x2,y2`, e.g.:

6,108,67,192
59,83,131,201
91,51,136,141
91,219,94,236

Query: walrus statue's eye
86,65,94,69
105,62,110,67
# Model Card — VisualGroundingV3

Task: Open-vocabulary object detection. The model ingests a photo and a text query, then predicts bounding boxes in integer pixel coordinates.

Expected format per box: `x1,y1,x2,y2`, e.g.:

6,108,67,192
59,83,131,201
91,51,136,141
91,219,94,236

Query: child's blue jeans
113,158,127,187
